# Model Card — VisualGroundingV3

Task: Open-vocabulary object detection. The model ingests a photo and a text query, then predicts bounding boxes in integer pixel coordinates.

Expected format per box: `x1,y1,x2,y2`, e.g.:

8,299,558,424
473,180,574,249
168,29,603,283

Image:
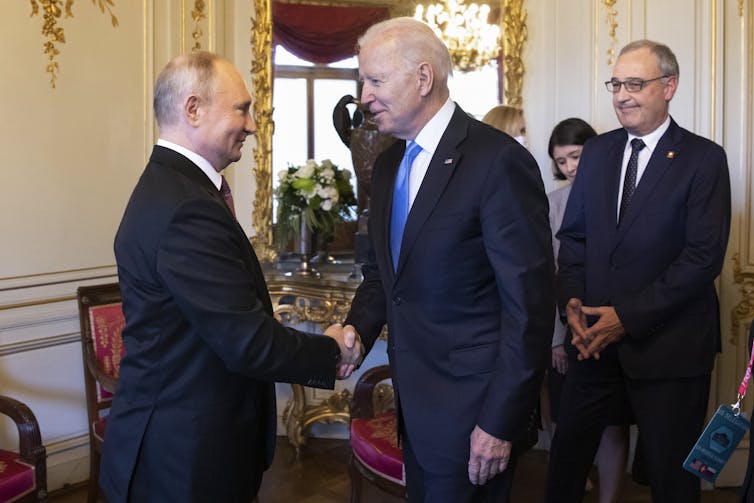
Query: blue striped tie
390,141,422,271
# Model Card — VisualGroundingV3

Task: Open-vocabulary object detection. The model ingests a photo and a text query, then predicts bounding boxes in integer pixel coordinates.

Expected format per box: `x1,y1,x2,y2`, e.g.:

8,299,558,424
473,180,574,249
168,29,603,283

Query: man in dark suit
342,17,555,502
99,51,361,503
545,40,731,503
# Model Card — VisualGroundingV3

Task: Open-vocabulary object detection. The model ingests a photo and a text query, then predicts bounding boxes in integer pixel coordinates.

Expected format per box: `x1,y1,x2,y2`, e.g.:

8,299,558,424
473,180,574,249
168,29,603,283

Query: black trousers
545,355,709,503
401,424,518,503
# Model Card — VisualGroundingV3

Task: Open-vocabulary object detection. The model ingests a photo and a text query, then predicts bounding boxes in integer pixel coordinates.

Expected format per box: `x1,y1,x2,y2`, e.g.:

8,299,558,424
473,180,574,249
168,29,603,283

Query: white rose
328,187,339,202
321,199,333,211
322,167,335,182
277,170,289,182
297,162,314,179
316,185,330,199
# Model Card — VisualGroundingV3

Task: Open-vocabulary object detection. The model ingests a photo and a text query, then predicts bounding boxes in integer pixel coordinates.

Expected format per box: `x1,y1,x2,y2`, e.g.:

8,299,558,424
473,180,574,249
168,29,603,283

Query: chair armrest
351,365,392,420
0,395,45,465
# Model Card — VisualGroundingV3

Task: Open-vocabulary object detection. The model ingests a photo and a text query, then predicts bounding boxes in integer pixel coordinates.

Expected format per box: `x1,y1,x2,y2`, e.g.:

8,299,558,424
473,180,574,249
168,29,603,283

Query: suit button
392,296,401,305
610,263,617,272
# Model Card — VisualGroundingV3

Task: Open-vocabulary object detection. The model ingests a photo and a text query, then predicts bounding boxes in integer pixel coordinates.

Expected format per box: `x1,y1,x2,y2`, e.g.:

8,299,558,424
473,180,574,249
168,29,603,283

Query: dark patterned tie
619,138,645,222
220,176,236,218
390,141,423,271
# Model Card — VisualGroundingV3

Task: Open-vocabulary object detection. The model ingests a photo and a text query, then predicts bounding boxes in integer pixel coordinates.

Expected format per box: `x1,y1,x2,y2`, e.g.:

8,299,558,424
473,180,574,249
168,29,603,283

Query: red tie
220,176,236,217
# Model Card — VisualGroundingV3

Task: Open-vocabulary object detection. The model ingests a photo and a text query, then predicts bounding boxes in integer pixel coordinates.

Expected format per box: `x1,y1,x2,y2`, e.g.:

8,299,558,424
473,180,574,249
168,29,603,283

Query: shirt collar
156,138,223,190
627,115,671,153
414,98,456,155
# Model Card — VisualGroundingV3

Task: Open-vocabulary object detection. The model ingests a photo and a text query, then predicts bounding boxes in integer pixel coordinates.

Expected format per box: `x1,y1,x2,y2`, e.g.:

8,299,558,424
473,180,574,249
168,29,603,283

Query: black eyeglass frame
604,75,671,93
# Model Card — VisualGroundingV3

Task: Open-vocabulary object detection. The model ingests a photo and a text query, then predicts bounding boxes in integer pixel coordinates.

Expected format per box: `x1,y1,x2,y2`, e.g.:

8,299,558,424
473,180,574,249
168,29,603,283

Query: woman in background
482,105,528,147
547,118,629,503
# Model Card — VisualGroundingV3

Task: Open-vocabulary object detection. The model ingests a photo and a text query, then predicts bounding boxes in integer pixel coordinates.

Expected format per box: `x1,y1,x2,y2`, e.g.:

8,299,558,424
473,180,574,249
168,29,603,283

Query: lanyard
732,338,754,416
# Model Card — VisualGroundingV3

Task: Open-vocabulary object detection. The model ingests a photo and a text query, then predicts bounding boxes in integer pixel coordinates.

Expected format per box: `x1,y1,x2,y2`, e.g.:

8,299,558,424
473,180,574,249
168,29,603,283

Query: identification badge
683,404,750,482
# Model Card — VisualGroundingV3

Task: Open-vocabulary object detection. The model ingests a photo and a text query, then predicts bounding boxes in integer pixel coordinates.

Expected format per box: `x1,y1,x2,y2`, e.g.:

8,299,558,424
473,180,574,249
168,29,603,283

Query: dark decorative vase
333,95,397,262
288,216,320,278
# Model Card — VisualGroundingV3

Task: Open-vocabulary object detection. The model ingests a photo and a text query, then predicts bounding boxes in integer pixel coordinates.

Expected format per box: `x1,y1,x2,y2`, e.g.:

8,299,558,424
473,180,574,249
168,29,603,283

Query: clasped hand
324,323,364,379
565,298,625,360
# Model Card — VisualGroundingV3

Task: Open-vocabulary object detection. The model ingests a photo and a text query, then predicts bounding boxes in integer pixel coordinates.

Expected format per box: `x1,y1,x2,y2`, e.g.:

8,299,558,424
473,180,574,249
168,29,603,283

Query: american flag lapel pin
666,151,675,159
444,158,453,165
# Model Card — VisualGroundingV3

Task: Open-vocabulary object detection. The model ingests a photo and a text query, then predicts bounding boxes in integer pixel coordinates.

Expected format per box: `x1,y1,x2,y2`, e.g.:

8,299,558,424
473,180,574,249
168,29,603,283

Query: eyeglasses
604,75,669,93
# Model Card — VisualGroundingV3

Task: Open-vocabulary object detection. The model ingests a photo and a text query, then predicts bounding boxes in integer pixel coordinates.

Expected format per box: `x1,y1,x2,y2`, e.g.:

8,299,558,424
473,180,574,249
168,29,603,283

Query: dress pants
401,423,517,503
545,353,709,503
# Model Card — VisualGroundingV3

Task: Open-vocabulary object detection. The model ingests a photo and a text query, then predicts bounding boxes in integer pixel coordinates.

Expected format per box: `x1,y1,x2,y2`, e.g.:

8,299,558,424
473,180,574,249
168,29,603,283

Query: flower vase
310,231,337,265
294,216,320,278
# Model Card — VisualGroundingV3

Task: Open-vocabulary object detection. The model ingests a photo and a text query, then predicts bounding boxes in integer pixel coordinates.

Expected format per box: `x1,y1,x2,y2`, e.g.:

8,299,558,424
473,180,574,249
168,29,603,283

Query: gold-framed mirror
249,0,527,262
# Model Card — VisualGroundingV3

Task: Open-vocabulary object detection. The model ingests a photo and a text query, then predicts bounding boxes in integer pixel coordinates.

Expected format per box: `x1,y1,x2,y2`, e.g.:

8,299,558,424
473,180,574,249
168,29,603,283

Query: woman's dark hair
547,118,597,180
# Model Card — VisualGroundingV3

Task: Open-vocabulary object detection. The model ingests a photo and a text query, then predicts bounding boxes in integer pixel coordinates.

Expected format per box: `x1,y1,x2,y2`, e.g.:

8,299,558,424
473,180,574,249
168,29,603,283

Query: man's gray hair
620,39,679,78
153,51,219,128
357,17,453,84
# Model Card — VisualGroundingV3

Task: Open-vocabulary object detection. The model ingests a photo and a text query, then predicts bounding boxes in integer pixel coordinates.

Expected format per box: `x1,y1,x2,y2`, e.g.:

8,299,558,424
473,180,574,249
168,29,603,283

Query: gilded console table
264,266,361,453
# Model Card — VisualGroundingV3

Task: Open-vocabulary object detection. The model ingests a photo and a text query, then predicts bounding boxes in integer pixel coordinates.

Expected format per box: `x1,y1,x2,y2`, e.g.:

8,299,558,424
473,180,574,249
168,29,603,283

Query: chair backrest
76,284,124,425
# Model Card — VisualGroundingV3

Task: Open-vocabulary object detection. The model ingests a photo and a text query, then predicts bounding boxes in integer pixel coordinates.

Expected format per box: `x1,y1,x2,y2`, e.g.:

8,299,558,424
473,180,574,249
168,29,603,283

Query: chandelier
414,0,501,72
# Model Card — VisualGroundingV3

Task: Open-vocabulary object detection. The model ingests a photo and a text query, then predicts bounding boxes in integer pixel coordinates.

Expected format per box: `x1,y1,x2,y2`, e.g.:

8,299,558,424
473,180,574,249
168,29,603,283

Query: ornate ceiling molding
30,0,119,88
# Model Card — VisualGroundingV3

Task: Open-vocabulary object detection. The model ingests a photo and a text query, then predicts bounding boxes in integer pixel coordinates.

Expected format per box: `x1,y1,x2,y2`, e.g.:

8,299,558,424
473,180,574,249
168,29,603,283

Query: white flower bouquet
274,159,356,247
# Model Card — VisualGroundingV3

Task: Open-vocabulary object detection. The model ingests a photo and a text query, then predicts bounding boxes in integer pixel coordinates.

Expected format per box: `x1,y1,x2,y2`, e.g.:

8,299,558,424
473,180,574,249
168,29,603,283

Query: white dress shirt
407,98,456,208
157,138,222,191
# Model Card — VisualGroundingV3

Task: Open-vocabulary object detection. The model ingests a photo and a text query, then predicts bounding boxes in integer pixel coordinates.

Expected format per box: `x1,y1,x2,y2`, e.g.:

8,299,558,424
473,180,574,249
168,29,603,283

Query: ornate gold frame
249,0,527,257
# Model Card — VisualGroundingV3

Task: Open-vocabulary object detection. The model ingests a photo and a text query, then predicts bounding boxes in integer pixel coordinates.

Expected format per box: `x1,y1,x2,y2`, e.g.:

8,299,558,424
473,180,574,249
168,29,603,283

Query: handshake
324,323,364,379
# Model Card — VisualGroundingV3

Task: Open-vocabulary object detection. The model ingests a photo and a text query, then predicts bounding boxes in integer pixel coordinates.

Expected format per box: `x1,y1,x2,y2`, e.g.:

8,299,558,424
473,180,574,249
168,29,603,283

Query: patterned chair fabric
350,412,404,483
0,395,47,502
77,283,124,503
88,302,126,402
349,365,406,502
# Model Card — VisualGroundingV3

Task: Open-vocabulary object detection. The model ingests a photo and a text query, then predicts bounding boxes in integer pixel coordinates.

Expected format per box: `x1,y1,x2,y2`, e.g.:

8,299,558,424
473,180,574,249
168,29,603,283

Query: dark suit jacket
557,118,731,380
345,105,555,473
100,146,339,503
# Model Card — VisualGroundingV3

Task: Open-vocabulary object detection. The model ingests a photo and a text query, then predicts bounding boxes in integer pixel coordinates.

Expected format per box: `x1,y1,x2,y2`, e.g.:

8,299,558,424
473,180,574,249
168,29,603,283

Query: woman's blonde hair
482,105,524,137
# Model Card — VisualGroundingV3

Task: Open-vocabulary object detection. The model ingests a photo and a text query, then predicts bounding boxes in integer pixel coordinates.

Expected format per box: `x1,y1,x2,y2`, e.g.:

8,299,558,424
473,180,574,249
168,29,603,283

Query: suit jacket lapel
395,107,466,277
615,120,681,245
602,131,627,245
153,146,273,312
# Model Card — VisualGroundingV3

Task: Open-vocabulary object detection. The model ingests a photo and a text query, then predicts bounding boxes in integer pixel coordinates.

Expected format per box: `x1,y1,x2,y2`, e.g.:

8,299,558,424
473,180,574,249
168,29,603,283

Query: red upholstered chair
349,365,406,502
76,283,124,503
0,394,47,502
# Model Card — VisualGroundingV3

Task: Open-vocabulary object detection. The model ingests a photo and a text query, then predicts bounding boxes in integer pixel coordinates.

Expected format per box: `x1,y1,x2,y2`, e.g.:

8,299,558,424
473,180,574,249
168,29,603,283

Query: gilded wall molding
602,0,619,66
30,0,119,88
191,0,206,50
250,0,277,261
502,0,527,106
732,254,754,345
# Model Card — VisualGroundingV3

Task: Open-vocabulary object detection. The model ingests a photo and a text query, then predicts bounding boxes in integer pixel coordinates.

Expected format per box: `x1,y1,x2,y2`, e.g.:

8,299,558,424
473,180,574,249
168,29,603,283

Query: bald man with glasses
545,39,731,503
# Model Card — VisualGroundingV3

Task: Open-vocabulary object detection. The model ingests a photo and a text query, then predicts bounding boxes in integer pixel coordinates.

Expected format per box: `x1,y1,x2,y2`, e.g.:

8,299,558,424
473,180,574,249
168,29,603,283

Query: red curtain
272,2,390,64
